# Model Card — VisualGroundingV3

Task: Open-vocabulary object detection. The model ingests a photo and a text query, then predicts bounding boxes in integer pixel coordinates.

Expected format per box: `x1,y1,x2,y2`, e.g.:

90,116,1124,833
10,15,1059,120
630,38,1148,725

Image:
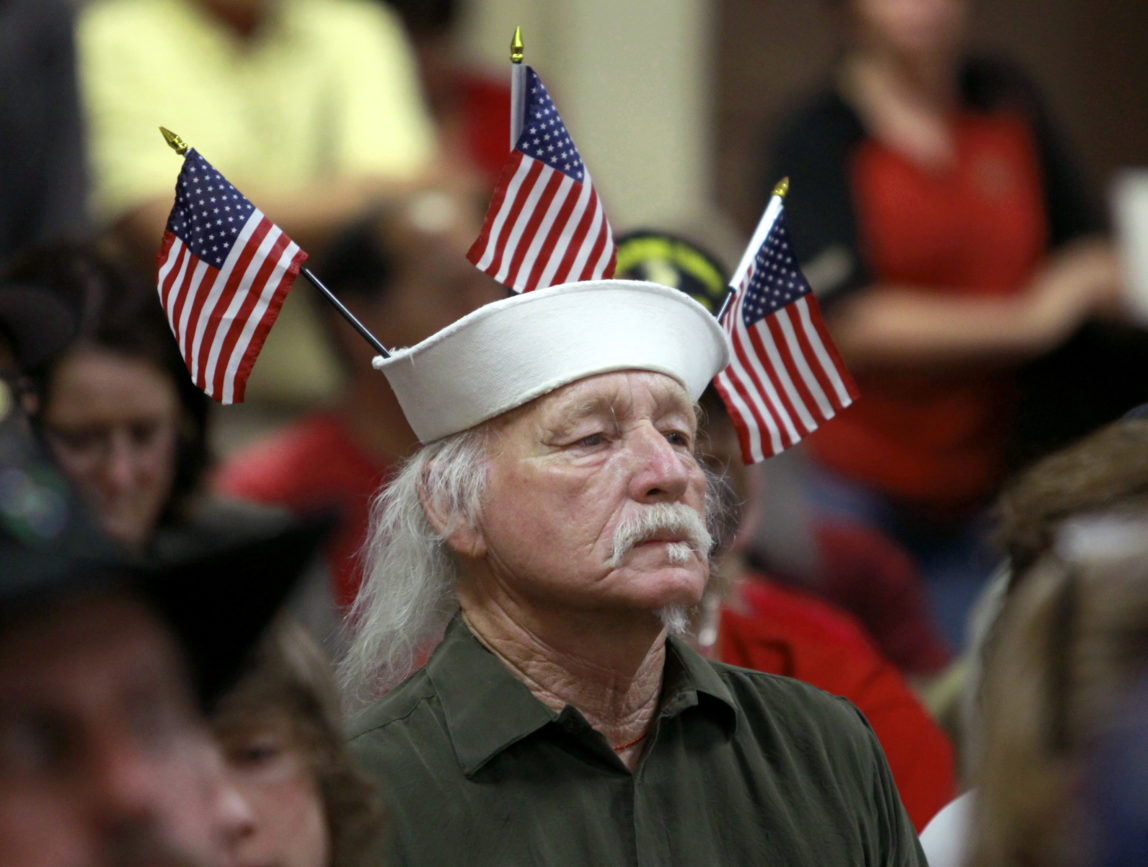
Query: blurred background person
6,242,210,556
763,0,1127,651
2,240,341,646
615,228,956,831
920,411,1148,864
212,616,385,867
1077,668,1148,867
0,407,326,867
968,515,1148,865
381,0,511,189
0,0,88,265
215,186,504,611
76,0,440,409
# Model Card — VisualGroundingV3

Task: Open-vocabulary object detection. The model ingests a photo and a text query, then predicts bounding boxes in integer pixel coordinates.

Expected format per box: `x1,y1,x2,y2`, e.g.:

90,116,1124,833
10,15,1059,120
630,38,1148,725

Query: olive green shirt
349,616,927,866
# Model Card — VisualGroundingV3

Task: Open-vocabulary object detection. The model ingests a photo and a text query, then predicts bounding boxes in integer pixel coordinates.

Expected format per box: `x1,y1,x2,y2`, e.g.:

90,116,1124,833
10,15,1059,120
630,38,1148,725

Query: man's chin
658,604,693,636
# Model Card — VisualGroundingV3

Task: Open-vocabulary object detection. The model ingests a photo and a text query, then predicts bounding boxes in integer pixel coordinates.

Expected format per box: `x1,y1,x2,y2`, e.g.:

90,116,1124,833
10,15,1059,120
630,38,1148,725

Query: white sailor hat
372,279,731,443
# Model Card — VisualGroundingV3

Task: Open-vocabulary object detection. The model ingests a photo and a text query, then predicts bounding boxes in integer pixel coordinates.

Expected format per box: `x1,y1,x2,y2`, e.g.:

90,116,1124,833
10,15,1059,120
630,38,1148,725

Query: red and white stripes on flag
155,149,306,404
467,65,615,293
715,209,857,464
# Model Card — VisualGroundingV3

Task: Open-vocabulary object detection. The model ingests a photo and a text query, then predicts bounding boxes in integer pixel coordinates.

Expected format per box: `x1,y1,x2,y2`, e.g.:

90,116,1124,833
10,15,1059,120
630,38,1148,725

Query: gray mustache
609,503,713,567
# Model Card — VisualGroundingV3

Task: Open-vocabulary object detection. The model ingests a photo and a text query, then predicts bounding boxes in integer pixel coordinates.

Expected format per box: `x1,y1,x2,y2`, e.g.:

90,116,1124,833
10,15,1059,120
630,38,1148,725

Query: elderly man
0,412,326,866
344,279,926,864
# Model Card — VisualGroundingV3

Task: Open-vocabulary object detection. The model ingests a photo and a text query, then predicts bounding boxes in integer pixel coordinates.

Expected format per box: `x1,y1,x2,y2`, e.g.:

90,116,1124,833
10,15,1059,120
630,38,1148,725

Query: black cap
138,512,332,704
614,230,730,314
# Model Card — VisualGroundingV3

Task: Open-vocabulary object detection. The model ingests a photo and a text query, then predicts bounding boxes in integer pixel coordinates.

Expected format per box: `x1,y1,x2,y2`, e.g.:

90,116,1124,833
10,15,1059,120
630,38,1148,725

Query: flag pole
299,268,389,357
716,177,790,323
509,27,526,148
157,127,390,358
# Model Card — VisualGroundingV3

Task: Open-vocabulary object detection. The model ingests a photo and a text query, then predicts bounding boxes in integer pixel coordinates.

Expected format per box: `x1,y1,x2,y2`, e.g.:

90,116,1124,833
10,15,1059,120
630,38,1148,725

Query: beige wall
459,0,717,235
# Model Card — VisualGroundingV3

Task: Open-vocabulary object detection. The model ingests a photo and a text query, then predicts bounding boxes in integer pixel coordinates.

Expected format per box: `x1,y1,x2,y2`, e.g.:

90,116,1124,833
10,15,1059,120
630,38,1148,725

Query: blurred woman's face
847,0,967,63
216,715,331,867
41,349,180,550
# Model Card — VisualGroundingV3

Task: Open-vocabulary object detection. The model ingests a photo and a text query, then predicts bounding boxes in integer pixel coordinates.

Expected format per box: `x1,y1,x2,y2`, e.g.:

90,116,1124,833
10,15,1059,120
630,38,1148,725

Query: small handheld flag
715,183,858,463
467,33,615,294
156,141,307,404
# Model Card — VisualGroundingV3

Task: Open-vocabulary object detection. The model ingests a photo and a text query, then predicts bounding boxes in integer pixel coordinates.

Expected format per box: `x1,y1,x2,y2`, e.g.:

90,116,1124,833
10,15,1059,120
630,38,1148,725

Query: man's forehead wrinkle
488,373,699,447
556,393,621,428
555,376,692,418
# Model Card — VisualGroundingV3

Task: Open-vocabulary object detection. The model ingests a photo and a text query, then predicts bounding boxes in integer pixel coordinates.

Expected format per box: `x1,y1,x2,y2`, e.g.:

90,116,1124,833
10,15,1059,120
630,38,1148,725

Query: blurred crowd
1,0,1146,864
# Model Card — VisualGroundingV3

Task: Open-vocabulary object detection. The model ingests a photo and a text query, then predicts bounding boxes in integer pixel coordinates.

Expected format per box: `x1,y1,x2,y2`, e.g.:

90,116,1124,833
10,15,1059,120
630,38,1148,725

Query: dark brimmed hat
614,230,730,314
0,414,330,704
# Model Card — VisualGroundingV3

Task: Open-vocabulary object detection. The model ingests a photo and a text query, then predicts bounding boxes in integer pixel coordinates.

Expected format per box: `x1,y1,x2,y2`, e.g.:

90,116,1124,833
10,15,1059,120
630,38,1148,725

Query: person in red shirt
764,0,1125,649
215,187,504,608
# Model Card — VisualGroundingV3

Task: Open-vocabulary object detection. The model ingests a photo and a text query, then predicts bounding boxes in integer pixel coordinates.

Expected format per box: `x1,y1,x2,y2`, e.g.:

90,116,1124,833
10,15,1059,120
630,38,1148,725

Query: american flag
156,149,307,404
467,66,615,293
715,209,858,464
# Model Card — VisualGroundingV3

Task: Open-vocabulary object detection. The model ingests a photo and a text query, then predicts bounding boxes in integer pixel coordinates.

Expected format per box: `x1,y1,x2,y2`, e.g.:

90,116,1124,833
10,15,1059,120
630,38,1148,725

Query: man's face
0,593,246,867
465,371,711,622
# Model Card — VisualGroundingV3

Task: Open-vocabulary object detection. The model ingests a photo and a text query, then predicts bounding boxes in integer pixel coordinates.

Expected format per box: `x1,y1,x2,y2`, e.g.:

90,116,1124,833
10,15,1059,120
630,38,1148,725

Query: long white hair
338,424,736,705
338,427,488,705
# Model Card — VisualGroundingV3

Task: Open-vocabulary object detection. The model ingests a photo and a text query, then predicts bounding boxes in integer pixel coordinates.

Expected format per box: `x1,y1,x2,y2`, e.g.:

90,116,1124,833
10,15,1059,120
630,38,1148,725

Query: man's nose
628,424,692,504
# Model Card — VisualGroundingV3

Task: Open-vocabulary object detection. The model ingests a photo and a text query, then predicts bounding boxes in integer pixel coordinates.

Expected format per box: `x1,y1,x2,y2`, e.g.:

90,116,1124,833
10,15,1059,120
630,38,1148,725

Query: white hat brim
372,280,731,443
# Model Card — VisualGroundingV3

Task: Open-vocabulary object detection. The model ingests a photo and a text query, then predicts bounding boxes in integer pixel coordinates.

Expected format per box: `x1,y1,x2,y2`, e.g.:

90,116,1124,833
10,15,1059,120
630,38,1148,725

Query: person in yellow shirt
78,0,440,405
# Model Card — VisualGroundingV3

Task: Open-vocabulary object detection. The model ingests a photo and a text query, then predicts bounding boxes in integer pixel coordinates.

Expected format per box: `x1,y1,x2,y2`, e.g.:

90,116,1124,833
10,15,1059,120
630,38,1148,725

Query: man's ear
417,472,487,559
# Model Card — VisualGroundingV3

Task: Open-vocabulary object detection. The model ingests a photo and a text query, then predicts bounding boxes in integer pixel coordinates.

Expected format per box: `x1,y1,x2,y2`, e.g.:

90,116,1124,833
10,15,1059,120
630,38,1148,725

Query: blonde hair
970,516,1148,866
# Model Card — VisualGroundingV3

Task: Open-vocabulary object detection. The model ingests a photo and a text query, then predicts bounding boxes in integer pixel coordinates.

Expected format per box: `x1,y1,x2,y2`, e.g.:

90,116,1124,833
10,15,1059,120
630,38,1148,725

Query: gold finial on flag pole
510,26,525,64
772,176,790,200
159,127,189,155
155,126,390,357
508,27,527,148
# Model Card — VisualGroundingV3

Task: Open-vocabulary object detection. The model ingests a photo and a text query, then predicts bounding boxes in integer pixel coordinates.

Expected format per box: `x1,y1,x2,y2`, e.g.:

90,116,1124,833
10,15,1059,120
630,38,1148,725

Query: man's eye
664,431,692,447
578,433,604,447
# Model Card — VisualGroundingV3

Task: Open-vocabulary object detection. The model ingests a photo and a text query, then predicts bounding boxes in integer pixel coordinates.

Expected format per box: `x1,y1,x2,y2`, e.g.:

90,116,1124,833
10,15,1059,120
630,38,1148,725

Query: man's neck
458,596,666,768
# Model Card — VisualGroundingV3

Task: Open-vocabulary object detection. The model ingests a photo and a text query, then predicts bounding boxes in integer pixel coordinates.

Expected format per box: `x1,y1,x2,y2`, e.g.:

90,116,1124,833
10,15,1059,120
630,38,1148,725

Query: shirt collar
428,617,739,776
661,634,740,734
427,616,557,776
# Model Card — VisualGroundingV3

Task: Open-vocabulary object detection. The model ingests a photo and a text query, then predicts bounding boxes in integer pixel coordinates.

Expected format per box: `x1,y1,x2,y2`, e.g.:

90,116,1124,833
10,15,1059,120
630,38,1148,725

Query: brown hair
212,617,385,867
971,521,1148,865
994,419,1148,579
8,240,211,525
